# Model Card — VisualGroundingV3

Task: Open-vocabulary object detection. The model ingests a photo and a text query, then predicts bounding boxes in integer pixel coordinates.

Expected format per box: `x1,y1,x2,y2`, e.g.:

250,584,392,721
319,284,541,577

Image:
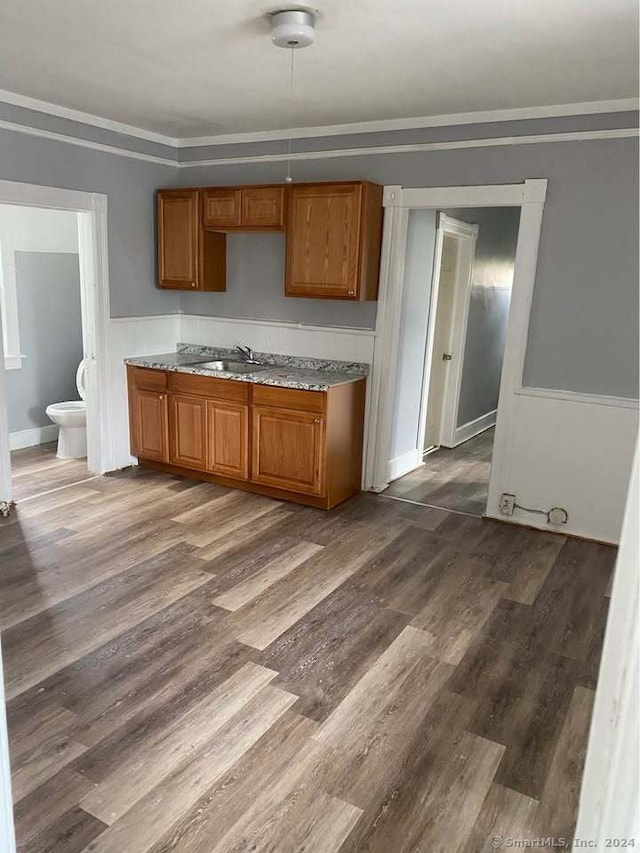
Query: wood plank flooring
10,443,92,502
0,462,616,852
385,427,495,515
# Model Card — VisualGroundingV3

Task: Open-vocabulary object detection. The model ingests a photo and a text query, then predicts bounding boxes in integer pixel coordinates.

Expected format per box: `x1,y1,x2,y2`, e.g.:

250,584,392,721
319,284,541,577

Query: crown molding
178,127,639,169
0,89,637,153
0,88,177,147
0,104,637,169
0,118,176,166
177,99,640,147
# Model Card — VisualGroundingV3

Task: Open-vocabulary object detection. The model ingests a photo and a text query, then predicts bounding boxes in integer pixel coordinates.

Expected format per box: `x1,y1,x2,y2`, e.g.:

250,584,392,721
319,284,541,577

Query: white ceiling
0,0,637,139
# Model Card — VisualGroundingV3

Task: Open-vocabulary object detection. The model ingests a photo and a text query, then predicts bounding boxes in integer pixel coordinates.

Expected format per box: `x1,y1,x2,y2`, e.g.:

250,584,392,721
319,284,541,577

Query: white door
423,233,458,450
422,215,478,452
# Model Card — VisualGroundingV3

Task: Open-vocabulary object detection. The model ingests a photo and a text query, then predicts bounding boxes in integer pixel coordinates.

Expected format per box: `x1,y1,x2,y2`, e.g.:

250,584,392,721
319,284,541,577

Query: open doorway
385,205,521,516
0,181,110,516
0,204,92,502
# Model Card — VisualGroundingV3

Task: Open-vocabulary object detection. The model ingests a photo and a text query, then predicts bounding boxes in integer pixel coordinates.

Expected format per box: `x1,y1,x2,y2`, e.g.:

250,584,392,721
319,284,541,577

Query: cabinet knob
347,290,354,296
191,282,197,288
158,394,164,400
314,418,320,423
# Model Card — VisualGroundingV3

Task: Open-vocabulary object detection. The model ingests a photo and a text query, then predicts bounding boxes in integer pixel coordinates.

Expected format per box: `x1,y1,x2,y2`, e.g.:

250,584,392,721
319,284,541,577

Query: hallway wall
443,207,521,428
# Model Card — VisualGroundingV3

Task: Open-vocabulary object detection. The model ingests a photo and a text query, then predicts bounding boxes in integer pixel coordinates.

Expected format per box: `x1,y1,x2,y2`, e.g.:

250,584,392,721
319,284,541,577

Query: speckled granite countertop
125,344,368,392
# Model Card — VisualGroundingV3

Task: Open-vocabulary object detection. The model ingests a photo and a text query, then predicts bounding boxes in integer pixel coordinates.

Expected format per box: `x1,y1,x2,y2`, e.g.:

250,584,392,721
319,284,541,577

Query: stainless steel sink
194,360,268,374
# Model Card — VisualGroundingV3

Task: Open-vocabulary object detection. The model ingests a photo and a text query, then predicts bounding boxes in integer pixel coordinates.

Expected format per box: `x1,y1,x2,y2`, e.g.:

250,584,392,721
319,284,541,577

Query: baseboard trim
388,449,422,482
451,409,497,447
10,425,58,451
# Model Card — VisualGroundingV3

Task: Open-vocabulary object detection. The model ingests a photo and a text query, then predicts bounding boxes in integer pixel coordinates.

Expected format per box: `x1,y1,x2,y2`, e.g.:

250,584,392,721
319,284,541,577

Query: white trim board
9,424,58,451
388,449,422,482
516,386,639,410
0,118,176,167
177,99,640,146
179,128,638,169
0,116,637,169
452,409,497,447
0,87,636,149
0,88,177,147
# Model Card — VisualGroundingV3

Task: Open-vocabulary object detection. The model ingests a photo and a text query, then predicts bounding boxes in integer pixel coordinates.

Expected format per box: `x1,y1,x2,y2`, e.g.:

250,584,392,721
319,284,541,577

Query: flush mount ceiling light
270,9,316,48
268,7,317,181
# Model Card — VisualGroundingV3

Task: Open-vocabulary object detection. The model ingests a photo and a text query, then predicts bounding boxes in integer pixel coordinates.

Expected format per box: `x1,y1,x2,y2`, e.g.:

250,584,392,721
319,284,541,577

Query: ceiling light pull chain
285,46,295,183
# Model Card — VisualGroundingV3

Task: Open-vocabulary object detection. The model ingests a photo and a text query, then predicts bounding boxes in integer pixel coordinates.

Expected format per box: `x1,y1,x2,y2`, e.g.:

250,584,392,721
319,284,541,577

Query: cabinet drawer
252,384,325,414
130,367,167,392
168,372,249,403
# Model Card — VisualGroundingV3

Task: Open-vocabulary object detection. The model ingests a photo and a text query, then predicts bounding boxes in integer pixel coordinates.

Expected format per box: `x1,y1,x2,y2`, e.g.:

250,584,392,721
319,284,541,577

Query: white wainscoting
179,314,376,364
106,314,180,470
104,315,637,545
9,425,58,451
486,389,639,544
104,314,375,473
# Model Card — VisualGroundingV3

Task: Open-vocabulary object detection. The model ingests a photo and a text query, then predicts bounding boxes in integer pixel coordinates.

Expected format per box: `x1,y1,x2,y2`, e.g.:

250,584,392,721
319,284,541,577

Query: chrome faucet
235,345,261,364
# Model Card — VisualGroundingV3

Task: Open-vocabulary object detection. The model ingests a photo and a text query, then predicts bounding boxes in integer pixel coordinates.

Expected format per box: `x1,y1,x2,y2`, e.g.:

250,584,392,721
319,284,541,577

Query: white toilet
46,360,88,459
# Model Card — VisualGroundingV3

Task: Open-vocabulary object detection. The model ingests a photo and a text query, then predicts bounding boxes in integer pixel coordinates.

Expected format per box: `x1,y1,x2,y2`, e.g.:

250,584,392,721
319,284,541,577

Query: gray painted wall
181,232,377,328
0,116,637,396
389,209,437,459
0,127,180,318
181,135,639,398
443,208,520,426
6,252,83,432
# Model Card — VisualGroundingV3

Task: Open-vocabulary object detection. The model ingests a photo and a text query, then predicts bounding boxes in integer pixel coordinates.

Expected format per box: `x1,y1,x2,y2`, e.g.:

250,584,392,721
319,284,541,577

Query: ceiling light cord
285,46,295,183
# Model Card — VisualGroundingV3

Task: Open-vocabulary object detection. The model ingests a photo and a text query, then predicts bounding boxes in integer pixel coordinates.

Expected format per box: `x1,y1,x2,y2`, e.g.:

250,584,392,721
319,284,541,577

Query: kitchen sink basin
193,360,268,374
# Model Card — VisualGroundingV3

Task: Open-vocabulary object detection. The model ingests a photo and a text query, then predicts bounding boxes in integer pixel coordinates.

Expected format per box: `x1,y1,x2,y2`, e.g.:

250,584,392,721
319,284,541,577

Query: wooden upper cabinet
252,406,325,496
157,190,199,288
285,181,383,301
157,189,226,292
202,189,241,229
202,186,284,231
130,386,169,463
241,187,285,228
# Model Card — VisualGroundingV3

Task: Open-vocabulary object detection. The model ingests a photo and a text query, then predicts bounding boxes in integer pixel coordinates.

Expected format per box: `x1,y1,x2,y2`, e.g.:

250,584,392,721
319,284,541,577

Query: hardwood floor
385,427,495,516
0,462,615,852
10,443,91,502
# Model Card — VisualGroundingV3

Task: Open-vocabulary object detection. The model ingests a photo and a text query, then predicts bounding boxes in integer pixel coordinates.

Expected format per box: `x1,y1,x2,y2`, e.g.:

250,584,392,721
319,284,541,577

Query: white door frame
0,179,111,510
574,438,639,845
417,213,479,454
363,180,547,515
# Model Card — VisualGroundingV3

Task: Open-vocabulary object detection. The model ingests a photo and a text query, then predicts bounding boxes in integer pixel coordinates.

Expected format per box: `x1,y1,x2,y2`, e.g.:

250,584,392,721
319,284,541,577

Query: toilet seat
76,359,87,400
45,359,88,459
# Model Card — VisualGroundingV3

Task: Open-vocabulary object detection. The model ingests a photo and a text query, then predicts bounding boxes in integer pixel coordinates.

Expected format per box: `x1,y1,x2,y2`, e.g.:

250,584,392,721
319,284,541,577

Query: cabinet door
241,187,284,229
285,184,362,299
157,190,199,289
206,401,249,480
252,407,324,495
202,189,241,228
131,388,169,462
169,394,207,470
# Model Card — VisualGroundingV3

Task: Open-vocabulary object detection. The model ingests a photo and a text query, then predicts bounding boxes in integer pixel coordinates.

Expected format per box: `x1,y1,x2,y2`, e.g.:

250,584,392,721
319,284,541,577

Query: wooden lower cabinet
252,407,324,496
127,365,365,509
207,400,249,480
129,387,169,463
169,394,207,470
